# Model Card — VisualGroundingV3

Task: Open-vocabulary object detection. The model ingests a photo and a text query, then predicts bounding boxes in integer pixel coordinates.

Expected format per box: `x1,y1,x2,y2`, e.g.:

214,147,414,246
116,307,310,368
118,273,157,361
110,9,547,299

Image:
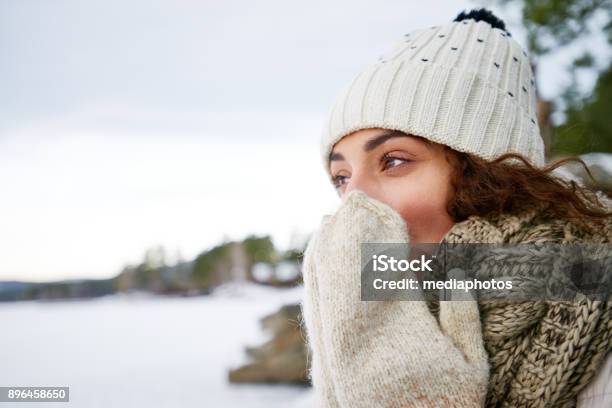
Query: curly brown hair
440,148,611,228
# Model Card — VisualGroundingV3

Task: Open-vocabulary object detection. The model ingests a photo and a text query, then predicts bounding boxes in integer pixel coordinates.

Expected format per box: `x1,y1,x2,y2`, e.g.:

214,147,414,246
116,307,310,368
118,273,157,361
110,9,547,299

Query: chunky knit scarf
436,202,612,408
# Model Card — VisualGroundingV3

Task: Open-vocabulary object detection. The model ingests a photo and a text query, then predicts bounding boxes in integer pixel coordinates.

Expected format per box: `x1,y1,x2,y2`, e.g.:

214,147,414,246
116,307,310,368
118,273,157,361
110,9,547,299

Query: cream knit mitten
300,190,490,408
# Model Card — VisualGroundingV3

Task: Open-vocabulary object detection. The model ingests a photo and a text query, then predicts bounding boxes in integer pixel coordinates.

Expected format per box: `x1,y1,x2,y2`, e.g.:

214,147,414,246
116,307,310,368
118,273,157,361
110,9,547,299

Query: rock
228,303,310,384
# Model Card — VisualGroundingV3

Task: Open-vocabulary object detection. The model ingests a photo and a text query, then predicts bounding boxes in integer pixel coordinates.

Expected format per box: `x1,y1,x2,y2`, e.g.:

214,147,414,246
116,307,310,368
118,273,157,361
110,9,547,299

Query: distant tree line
0,234,309,302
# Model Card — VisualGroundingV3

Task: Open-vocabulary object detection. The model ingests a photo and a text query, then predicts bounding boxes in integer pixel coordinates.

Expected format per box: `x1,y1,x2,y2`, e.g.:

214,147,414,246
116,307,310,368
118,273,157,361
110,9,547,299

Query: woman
300,8,611,408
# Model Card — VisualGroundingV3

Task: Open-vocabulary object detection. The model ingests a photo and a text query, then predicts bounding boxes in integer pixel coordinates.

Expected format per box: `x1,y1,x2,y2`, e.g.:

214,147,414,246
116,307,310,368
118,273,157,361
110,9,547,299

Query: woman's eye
382,155,410,170
331,174,348,189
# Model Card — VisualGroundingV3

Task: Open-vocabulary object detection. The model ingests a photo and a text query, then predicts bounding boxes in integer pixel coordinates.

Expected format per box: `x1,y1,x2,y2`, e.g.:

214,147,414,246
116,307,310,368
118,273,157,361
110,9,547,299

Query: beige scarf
436,202,612,408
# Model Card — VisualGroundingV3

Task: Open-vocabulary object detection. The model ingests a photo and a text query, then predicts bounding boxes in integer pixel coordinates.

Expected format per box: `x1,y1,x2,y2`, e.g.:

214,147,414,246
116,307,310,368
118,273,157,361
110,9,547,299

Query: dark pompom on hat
453,8,511,36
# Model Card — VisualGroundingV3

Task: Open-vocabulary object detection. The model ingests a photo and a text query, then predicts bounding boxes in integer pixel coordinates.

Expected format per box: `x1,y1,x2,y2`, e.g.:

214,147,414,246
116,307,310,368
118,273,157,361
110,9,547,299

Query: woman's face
329,128,456,243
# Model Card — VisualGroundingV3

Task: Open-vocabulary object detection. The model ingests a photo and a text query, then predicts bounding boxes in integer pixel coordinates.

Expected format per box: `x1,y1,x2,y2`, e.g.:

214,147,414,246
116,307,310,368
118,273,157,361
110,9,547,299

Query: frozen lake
0,283,313,407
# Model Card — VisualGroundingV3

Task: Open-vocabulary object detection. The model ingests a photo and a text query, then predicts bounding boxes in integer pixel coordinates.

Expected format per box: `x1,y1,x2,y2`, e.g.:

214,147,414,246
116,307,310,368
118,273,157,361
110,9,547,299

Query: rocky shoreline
228,303,310,385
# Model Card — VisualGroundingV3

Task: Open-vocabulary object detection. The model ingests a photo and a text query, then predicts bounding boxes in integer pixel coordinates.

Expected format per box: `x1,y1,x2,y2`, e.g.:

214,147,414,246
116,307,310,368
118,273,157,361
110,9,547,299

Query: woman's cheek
390,189,447,228
378,170,450,226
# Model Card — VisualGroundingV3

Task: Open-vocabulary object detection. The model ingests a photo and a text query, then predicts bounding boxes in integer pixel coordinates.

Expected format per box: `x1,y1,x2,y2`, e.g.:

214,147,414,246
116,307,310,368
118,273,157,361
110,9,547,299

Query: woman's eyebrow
364,130,409,152
330,152,345,162
329,130,410,162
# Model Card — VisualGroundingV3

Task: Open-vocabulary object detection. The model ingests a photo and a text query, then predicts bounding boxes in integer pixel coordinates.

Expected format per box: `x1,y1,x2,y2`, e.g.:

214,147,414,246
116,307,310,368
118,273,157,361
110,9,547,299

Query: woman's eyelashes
331,173,348,189
331,154,413,189
381,153,412,171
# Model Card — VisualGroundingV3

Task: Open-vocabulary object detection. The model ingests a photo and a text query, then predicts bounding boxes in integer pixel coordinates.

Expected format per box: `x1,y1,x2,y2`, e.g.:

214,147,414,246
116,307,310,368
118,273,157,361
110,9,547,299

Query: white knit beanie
320,8,545,176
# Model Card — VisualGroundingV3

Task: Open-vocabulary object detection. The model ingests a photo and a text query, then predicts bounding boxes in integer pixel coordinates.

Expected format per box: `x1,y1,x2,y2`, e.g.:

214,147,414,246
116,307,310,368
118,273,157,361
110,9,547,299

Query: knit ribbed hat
320,8,545,176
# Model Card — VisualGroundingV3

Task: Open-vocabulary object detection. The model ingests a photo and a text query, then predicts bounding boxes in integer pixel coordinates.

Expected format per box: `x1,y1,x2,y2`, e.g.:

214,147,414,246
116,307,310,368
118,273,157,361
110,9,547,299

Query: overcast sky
1,0,609,281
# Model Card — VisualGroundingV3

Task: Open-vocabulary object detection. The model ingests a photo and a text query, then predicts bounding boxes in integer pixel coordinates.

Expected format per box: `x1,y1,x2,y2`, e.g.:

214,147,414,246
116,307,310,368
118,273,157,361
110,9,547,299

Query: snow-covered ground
0,282,314,408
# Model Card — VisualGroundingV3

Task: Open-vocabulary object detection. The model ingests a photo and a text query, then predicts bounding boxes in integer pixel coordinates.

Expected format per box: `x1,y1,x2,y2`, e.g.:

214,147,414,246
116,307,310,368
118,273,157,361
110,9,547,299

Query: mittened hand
312,189,411,305
300,190,411,407
301,190,490,408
